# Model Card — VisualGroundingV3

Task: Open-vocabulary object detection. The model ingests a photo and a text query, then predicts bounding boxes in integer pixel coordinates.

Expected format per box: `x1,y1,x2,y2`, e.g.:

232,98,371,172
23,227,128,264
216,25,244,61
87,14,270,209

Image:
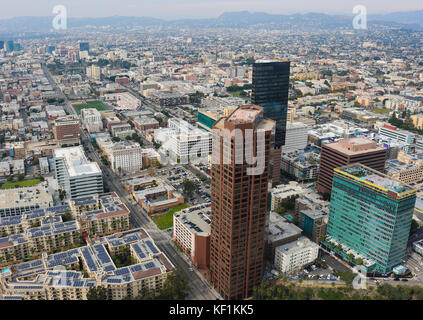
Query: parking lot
291,261,339,282
156,165,211,205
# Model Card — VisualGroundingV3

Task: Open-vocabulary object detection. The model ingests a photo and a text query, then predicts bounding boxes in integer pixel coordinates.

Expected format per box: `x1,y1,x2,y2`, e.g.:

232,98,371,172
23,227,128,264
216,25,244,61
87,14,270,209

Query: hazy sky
1,0,423,20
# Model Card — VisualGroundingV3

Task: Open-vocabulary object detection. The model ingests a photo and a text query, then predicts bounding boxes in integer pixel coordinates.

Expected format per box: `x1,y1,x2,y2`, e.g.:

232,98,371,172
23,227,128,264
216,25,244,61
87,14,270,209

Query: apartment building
299,208,328,243
266,212,302,261
173,203,211,269
0,229,174,300
73,193,130,236
109,141,143,175
385,152,423,185
281,149,319,182
274,237,319,274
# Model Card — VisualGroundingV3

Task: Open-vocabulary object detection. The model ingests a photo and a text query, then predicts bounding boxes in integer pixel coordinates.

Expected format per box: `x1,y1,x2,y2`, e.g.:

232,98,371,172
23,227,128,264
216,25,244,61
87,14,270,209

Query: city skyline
1,0,423,20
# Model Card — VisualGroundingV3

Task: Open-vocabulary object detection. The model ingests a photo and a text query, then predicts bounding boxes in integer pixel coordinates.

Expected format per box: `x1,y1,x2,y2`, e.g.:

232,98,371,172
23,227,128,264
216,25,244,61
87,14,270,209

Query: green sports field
73,101,109,114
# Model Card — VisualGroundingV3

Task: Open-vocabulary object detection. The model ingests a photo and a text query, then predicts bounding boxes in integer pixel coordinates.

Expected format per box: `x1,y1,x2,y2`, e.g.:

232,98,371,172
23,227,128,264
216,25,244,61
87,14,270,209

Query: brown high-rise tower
210,105,275,300
317,137,387,195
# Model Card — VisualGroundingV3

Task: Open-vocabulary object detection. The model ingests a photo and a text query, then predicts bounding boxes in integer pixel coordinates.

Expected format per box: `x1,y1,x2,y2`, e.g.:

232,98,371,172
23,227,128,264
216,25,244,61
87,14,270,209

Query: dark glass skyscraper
79,42,90,52
252,60,290,185
252,60,290,149
6,41,14,53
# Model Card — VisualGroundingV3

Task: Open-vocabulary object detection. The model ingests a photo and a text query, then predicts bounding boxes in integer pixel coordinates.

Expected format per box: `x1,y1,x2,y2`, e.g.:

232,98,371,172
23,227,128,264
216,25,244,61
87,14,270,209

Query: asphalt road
42,64,221,300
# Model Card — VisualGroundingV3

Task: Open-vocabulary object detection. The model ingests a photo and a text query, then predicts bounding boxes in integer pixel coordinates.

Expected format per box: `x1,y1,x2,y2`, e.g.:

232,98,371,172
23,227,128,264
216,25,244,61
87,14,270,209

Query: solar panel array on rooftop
145,240,159,254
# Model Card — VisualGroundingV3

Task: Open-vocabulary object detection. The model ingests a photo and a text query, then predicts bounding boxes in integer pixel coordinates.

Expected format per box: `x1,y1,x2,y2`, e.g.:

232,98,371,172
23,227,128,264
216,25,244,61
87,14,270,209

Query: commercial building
325,164,417,274
52,116,81,146
413,240,423,257
0,182,53,218
53,146,103,199
210,105,275,300
173,203,211,269
283,122,310,153
274,237,319,274
0,229,174,300
80,108,103,133
155,118,211,163
308,120,369,147
378,124,416,154
79,42,89,52
104,92,141,111
252,60,290,185
317,137,387,195
5,41,14,53
130,177,184,215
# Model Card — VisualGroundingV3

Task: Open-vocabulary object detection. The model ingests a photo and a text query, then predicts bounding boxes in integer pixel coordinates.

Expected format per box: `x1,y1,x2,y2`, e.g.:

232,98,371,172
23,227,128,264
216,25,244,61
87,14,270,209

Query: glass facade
198,112,217,131
326,169,416,274
252,61,290,148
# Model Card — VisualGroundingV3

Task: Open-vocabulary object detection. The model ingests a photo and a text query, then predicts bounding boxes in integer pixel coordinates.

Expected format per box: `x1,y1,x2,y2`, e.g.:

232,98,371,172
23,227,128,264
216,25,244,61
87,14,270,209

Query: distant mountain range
0,10,422,35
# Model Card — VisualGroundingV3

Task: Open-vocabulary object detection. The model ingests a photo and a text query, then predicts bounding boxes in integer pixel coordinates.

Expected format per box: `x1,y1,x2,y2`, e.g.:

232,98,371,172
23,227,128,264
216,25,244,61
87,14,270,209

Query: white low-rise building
155,118,211,163
274,236,319,274
80,108,103,133
109,141,143,175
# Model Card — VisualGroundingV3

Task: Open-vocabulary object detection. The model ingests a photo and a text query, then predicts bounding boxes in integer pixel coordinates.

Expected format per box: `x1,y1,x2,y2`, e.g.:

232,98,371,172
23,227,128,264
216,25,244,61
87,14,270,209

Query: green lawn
151,204,189,230
372,108,391,114
1,178,41,189
73,101,109,114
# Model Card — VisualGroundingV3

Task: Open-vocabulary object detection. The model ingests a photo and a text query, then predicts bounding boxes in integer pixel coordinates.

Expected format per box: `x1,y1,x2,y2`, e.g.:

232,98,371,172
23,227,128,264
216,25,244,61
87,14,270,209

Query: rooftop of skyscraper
325,137,385,156
227,105,263,124
214,105,275,132
335,163,417,195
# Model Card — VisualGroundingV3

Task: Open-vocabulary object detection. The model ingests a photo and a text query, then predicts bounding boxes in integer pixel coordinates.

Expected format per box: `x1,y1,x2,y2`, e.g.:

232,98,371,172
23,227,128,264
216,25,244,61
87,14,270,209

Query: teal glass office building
325,164,417,274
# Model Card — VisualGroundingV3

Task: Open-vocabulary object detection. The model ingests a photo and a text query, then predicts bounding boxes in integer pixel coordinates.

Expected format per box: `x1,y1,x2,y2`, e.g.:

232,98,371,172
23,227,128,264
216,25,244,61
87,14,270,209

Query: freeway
42,64,221,300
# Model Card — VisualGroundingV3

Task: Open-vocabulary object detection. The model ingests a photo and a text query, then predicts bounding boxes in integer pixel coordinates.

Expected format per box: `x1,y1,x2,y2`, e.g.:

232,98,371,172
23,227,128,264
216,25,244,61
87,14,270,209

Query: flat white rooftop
53,146,101,177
